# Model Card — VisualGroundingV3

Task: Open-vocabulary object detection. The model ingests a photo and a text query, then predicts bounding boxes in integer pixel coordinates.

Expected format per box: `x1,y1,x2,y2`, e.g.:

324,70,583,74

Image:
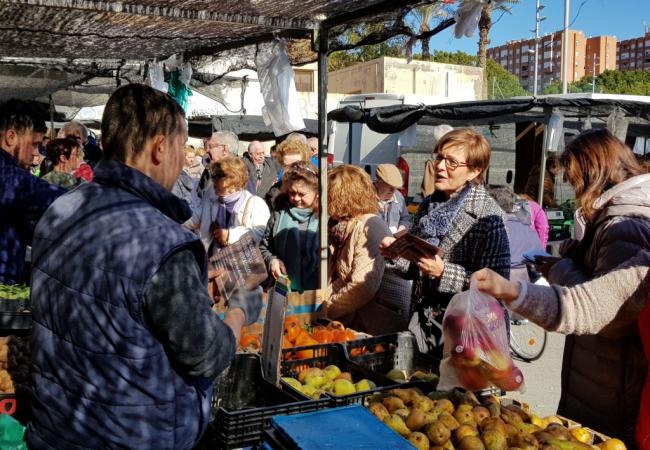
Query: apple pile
442,299,523,392
282,365,377,400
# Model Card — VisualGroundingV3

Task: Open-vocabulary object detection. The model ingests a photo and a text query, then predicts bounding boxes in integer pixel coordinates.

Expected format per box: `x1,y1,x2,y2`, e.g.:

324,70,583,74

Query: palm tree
412,4,448,61
477,0,520,70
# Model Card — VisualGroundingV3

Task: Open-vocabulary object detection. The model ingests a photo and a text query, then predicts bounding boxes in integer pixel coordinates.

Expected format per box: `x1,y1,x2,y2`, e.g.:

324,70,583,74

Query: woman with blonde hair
541,128,650,444
323,165,403,335
185,157,270,252
381,128,510,357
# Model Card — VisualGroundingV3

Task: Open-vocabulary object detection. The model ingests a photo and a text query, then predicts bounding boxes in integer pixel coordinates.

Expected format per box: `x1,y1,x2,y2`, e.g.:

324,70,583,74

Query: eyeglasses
434,153,470,171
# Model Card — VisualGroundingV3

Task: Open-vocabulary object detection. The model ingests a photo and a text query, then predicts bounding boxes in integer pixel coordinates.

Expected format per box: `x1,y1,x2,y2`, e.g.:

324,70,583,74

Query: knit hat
376,164,403,189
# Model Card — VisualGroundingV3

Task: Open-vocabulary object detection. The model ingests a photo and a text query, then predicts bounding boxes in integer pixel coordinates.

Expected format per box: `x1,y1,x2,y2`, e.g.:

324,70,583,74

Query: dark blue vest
27,161,210,450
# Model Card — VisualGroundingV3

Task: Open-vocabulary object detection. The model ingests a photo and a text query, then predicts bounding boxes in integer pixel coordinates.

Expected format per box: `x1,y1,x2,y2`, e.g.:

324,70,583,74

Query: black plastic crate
344,332,439,377
281,344,423,407
206,353,330,449
0,297,32,333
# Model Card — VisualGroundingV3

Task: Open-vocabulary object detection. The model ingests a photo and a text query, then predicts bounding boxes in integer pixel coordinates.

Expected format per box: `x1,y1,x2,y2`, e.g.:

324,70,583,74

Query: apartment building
488,30,616,92
616,31,650,72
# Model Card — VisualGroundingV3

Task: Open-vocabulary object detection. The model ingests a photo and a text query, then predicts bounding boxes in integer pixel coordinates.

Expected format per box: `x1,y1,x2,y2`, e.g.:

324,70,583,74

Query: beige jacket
324,214,397,334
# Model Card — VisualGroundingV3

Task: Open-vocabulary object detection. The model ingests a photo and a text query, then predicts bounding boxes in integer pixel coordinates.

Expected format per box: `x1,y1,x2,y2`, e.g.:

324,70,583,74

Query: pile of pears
282,365,376,400
366,389,627,450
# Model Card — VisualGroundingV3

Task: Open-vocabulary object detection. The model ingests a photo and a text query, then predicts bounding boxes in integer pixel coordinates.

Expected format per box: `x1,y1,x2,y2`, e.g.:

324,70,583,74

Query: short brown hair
277,139,311,165
328,165,378,220
280,160,319,212
101,84,185,162
434,128,491,184
561,128,646,220
208,157,249,192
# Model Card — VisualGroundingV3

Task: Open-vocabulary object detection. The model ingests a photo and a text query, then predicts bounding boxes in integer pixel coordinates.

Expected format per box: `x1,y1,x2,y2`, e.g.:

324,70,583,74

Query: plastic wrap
438,281,524,392
255,39,305,137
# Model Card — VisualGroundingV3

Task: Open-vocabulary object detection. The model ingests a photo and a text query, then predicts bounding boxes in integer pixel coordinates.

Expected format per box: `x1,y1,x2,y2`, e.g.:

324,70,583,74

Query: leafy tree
542,70,650,95
327,23,406,72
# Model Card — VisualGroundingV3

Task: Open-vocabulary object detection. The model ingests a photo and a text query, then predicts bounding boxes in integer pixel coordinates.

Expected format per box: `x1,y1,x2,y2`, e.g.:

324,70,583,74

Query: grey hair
286,132,307,144
61,121,90,144
212,131,239,155
248,140,264,152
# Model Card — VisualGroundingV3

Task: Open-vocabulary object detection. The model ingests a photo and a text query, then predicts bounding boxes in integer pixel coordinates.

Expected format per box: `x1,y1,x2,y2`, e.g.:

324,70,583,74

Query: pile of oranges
283,318,357,360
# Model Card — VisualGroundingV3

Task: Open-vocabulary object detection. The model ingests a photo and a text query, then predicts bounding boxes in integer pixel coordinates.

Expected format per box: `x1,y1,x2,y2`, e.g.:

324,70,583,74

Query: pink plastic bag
438,281,525,392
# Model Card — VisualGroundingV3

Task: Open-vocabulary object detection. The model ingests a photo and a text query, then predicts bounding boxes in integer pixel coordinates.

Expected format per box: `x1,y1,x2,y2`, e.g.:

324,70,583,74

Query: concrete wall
327,57,484,101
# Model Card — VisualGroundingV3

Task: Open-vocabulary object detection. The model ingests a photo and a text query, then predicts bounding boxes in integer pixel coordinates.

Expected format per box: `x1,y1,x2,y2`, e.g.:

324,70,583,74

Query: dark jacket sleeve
143,249,236,379
12,170,65,243
258,210,279,269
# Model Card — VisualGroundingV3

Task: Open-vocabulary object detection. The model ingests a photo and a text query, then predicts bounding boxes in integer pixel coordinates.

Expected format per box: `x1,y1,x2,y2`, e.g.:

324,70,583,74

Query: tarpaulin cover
328,97,650,134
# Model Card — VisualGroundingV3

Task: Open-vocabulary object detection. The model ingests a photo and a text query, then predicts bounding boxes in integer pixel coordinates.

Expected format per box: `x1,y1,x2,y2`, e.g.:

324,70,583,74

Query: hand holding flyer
381,229,444,263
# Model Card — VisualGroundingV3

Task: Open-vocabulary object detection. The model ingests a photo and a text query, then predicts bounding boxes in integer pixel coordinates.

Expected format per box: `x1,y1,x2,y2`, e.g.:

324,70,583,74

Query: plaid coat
409,183,510,354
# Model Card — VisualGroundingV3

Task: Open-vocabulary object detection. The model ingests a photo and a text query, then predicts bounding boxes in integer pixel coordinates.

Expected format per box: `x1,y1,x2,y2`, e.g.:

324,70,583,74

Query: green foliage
542,70,650,95
429,50,478,66
486,60,527,99
327,23,406,72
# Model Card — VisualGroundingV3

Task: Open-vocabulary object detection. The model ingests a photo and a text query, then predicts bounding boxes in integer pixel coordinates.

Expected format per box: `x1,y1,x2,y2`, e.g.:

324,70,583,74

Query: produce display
366,388,626,450
0,285,29,301
0,337,12,394
282,365,377,400
386,368,439,385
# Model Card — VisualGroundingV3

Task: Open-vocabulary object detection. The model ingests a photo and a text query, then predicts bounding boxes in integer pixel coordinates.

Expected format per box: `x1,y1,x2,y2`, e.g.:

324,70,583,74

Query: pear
481,417,508,434
385,413,411,436
455,424,479,441
545,424,573,441
390,388,417,405
394,408,410,419
281,377,302,391
335,372,353,382
406,408,428,432
368,402,389,422
459,435,486,450
504,404,530,422
454,405,476,426
483,429,509,450
408,432,431,450
547,439,593,450
298,367,323,384
412,395,435,412
437,412,460,431
382,396,406,413
433,398,455,415
596,439,627,450
473,406,491,425
425,421,452,445
510,432,539,450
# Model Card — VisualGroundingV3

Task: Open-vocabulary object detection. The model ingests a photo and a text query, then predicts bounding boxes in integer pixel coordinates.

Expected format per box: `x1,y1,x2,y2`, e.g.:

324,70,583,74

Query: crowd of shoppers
1,84,649,450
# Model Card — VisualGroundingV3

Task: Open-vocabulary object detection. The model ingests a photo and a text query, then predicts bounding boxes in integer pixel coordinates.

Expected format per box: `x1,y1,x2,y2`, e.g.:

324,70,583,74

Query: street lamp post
531,0,546,96
591,53,598,93
562,0,570,94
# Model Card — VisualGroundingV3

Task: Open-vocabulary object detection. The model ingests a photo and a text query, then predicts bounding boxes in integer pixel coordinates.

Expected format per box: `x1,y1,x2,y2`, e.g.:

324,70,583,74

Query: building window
521,55,529,63
294,70,314,92
544,51,552,59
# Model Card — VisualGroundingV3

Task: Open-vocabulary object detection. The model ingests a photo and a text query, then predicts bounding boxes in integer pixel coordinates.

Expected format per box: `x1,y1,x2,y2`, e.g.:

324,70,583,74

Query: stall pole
537,127,548,207
317,27,329,291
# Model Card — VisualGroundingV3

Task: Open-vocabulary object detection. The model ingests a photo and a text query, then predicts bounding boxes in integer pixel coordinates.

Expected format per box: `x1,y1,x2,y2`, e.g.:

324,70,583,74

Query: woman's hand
379,236,397,258
211,225,229,247
471,268,520,303
270,258,287,279
417,255,444,278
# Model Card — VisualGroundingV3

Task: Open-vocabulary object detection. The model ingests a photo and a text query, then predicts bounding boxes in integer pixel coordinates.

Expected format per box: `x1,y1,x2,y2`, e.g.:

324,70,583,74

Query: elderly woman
540,128,650,445
40,138,86,190
323,165,406,335
185,157,270,253
265,139,311,209
382,128,510,357
259,161,319,293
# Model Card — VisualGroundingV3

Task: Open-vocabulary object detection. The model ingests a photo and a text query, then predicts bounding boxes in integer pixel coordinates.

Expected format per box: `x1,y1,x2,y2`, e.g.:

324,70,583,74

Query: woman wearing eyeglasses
381,128,510,357
40,138,86,190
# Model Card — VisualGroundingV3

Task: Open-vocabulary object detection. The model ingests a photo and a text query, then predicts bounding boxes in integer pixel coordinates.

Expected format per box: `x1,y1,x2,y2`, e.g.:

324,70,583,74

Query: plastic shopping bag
438,280,524,392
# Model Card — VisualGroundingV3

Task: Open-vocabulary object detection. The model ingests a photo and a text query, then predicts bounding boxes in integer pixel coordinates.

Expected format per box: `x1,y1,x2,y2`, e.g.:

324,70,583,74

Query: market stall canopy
0,0,454,106
327,94,650,133
187,115,319,141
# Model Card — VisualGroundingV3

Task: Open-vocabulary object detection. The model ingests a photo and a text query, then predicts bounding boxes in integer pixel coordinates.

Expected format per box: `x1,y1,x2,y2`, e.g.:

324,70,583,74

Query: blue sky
424,0,649,55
